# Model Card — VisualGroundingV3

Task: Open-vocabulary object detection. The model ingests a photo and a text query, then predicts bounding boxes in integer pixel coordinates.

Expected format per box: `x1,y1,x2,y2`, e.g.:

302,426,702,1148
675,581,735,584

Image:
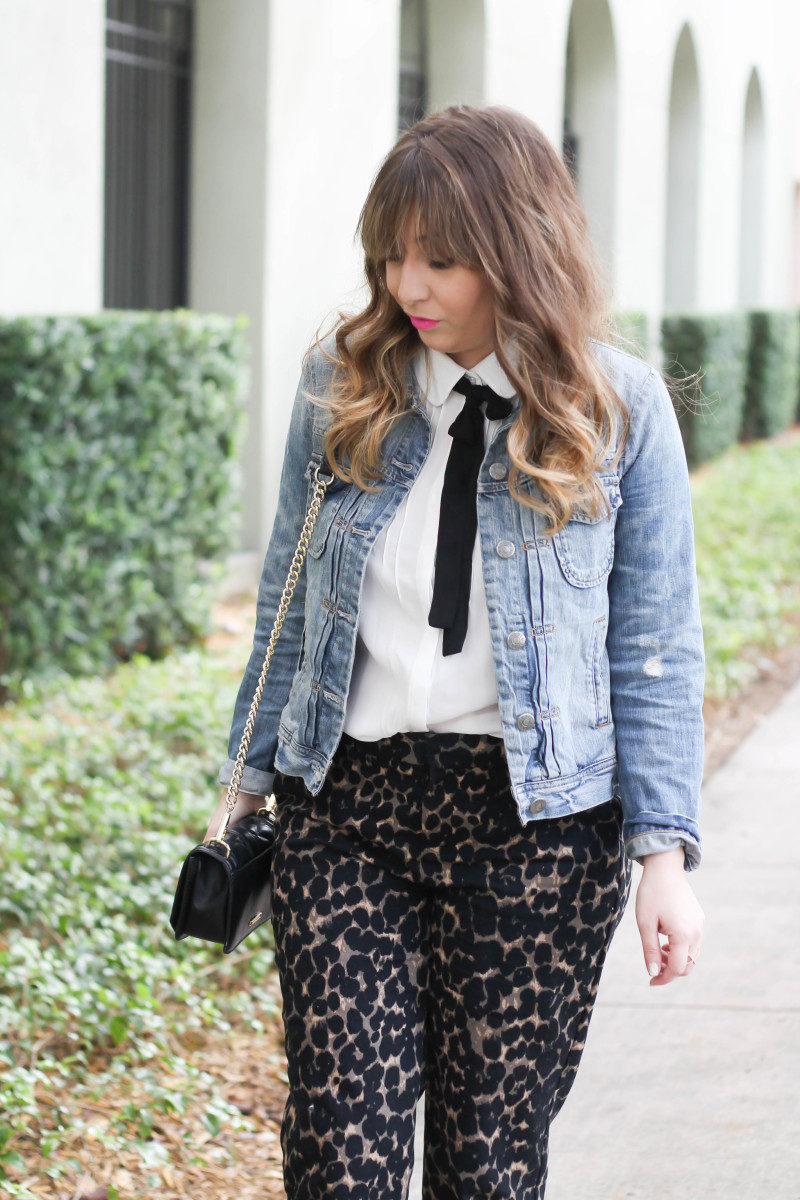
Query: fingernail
648,962,660,977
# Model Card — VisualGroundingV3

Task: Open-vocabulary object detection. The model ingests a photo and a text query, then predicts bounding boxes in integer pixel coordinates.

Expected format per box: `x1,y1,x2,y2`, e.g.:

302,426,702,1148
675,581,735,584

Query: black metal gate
104,0,193,310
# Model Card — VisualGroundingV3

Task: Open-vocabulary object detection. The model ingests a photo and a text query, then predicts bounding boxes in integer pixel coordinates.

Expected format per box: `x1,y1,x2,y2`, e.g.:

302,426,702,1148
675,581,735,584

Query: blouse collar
411,339,520,410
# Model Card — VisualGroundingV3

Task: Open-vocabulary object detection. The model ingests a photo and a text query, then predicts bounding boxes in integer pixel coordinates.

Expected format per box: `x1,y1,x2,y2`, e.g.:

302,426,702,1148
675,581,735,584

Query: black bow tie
428,373,514,655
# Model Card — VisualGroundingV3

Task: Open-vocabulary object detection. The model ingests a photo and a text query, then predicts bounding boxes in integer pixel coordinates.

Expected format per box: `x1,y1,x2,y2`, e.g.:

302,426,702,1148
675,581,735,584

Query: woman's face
384,209,496,371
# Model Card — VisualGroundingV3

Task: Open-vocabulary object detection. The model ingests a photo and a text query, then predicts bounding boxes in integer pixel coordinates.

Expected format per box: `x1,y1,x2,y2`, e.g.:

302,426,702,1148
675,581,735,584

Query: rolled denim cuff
217,758,276,797
626,829,701,872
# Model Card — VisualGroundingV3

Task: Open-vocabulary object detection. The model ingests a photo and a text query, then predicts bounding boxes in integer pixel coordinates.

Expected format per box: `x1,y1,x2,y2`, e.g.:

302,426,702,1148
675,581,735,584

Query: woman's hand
203,787,269,844
635,847,705,986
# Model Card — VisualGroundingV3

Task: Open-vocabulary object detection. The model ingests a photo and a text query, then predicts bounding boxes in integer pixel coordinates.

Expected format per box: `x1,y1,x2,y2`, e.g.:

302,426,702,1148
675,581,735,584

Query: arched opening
663,23,701,312
399,0,427,130
737,68,766,306
397,0,485,133
563,0,619,284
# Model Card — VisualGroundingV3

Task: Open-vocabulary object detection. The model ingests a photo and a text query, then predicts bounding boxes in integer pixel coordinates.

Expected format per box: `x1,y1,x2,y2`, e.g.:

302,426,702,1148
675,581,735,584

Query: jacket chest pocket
552,474,623,587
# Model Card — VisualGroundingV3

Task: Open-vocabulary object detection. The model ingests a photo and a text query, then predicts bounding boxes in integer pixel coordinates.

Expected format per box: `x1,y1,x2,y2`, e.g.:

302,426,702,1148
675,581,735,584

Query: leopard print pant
270,729,632,1199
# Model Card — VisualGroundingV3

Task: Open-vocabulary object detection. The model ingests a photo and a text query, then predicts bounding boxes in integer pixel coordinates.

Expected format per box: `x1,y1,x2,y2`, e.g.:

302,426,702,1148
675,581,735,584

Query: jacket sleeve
217,350,318,797
606,367,706,871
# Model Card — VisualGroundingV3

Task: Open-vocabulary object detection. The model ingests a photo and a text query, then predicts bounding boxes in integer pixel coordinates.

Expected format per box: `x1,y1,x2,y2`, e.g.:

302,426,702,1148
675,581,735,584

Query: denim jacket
219,333,706,871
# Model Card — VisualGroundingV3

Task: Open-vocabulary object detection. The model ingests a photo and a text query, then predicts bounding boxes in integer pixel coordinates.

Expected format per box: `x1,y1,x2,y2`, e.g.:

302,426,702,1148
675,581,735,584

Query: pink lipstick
409,316,440,330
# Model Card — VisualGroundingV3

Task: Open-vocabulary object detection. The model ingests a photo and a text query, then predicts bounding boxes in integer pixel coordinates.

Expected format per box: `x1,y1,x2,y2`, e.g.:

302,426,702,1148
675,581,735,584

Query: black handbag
170,456,334,953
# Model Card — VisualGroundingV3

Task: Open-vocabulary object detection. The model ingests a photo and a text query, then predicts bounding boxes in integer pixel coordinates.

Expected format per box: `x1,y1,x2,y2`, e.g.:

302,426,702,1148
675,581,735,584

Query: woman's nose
395,263,430,307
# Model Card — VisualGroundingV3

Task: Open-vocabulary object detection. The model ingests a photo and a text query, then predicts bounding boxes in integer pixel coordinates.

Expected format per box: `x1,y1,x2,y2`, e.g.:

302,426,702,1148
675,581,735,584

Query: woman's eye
384,255,452,269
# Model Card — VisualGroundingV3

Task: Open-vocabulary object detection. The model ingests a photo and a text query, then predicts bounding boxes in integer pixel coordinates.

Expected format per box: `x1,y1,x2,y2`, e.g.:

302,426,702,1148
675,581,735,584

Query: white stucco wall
0,0,798,556
0,0,105,315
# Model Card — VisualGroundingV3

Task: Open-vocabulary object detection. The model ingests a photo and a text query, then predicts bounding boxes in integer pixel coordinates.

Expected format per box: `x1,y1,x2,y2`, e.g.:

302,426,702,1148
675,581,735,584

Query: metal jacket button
517,712,536,730
489,462,507,479
507,631,526,649
529,797,547,814
496,540,515,558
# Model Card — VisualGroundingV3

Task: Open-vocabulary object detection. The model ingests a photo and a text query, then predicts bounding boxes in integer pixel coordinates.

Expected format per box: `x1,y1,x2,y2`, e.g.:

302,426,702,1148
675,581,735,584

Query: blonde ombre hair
304,103,633,536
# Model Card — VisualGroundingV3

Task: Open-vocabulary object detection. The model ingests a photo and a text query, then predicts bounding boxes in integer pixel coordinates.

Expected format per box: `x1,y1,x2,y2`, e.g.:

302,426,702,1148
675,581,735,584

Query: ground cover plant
692,428,800,699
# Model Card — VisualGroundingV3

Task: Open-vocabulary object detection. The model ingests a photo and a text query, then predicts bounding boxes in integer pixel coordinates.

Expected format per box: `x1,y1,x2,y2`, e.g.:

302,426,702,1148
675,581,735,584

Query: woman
206,104,706,1198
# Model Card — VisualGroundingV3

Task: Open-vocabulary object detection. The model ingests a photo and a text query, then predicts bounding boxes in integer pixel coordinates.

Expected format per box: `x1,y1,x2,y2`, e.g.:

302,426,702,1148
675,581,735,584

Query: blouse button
506,631,526,649
496,540,515,558
489,462,507,480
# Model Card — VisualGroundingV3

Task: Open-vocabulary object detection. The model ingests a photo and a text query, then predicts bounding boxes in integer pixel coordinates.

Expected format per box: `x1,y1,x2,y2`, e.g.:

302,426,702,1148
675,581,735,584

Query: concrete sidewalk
410,673,800,1199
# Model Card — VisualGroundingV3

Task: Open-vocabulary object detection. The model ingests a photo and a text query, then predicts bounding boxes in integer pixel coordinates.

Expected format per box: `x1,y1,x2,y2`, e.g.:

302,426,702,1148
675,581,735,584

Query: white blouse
341,342,519,741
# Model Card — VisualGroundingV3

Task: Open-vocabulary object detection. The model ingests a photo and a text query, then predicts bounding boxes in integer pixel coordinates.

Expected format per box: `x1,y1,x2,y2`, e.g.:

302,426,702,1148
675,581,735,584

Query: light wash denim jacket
219,333,706,871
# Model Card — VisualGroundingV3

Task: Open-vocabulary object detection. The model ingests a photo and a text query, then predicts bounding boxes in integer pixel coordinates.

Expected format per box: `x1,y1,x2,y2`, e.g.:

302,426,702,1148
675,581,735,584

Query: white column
191,0,401,554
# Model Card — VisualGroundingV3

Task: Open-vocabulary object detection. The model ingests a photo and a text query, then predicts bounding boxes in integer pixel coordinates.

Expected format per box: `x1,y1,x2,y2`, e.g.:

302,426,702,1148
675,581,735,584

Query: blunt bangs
363,145,481,272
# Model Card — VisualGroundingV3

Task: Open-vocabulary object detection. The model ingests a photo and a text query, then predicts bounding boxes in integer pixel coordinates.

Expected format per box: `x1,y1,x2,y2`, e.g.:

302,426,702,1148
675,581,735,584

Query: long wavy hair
303,103,634,536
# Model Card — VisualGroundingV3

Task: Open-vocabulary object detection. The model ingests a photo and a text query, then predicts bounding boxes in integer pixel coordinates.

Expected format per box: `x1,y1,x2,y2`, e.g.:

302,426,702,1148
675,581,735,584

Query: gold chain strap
208,460,333,847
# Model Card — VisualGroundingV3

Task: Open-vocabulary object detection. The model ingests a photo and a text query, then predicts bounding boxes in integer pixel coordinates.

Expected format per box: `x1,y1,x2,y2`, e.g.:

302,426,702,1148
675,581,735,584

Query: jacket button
517,712,536,730
489,462,507,480
529,797,547,814
507,631,526,649
496,539,515,558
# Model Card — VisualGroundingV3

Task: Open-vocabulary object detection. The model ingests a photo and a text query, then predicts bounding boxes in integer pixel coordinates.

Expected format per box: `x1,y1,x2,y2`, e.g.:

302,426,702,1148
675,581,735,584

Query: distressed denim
219,334,706,871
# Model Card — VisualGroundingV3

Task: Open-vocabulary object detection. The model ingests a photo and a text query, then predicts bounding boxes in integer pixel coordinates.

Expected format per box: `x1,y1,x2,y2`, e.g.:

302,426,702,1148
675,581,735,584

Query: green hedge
741,308,800,441
0,310,250,702
661,311,750,467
